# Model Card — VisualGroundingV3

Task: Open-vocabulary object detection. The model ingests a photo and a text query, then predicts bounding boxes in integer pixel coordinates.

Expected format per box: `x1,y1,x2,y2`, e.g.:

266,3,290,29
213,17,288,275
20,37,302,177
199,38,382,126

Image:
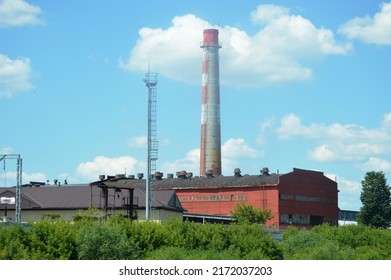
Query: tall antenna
143,69,158,221
0,154,22,223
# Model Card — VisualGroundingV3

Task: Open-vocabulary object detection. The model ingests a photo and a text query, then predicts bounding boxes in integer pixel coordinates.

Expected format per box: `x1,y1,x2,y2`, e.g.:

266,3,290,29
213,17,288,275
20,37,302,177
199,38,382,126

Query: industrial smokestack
200,29,222,176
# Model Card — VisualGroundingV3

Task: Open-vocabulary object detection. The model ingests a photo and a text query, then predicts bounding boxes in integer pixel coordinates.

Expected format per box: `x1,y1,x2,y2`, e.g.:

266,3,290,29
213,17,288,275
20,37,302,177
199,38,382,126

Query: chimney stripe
200,29,222,176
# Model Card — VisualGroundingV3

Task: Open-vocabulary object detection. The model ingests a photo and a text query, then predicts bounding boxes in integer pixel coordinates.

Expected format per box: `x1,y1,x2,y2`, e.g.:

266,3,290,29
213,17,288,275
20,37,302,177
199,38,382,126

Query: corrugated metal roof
0,185,184,212
92,173,279,190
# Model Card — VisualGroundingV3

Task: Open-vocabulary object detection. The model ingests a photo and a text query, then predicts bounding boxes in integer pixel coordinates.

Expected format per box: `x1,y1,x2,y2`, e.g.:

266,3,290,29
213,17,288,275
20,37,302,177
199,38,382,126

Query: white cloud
362,157,391,172
0,54,33,98
0,147,14,154
119,14,204,84
326,174,362,210
161,148,200,175
250,4,289,24
161,138,263,176
0,0,44,27
120,4,350,88
308,145,338,162
257,117,275,145
326,173,361,193
382,112,391,129
127,135,147,148
222,138,263,159
0,171,47,187
339,1,391,45
276,113,391,163
76,155,141,181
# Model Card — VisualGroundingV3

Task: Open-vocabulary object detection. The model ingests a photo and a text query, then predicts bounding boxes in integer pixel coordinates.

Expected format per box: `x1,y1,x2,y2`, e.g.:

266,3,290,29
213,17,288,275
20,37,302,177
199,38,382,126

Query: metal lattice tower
143,72,158,221
0,154,22,223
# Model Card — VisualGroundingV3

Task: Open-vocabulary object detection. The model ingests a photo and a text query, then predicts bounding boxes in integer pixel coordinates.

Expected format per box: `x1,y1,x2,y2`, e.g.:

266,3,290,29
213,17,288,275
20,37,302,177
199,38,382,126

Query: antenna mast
143,70,158,221
0,154,22,223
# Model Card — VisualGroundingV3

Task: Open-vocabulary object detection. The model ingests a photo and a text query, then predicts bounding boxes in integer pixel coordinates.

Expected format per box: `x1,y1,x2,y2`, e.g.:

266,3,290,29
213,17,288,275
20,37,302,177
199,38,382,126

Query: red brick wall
173,168,339,232
278,168,339,229
175,186,280,229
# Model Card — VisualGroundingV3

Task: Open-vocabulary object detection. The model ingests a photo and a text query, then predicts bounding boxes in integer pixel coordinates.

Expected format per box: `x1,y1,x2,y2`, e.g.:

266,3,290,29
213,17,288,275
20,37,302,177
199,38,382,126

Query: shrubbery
0,216,390,260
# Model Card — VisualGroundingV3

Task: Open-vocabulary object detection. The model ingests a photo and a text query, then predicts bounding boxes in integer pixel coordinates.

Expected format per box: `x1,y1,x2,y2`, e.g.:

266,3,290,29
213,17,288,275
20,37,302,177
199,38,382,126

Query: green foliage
73,207,102,223
1,215,390,260
0,224,30,260
75,220,136,260
28,219,77,260
41,214,62,221
282,227,352,260
230,202,272,225
282,224,391,260
226,223,282,260
357,171,391,228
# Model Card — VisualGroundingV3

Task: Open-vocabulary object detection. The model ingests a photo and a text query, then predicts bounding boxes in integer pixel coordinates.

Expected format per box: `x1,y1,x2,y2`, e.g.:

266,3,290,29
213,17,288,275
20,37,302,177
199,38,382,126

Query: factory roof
0,185,184,212
90,172,280,191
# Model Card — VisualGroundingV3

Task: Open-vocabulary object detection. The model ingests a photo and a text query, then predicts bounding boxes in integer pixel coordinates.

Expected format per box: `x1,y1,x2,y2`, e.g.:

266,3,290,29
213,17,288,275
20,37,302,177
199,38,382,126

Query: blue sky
1,0,390,211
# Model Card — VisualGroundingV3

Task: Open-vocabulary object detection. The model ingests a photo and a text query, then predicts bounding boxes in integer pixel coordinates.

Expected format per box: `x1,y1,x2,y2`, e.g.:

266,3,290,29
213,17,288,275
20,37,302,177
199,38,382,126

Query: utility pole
0,154,22,223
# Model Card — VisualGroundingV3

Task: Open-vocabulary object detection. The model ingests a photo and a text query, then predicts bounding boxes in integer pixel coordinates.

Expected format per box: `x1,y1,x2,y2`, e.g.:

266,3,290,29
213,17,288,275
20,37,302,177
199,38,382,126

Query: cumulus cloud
339,1,391,45
276,113,391,163
127,135,147,148
161,138,263,175
120,4,350,88
0,54,33,98
0,171,47,187
161,148,200,174
0,147,14,154
0,0,44,27
362,157,391,172
308,145,338,162
250,4,289,24
119,14,203,83
76,155,141,181
326,173,362,210
222,138,263,159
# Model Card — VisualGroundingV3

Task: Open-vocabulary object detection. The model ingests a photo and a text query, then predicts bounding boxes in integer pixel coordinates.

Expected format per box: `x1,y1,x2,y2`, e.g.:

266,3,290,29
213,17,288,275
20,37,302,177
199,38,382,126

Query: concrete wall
3,208,183,223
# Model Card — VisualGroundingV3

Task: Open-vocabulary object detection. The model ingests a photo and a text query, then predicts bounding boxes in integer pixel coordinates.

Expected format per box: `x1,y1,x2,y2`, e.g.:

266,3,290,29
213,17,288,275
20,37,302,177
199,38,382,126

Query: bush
0,224,30,260
28,219,77,260
76,220,136,260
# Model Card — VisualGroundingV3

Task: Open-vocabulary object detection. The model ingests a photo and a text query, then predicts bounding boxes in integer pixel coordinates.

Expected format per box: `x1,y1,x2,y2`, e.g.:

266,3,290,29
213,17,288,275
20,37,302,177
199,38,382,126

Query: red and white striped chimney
200,29,222,176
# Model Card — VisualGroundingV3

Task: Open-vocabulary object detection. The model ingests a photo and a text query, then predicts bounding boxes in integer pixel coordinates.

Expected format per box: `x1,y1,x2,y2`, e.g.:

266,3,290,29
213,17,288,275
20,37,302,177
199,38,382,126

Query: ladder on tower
144,72,159,219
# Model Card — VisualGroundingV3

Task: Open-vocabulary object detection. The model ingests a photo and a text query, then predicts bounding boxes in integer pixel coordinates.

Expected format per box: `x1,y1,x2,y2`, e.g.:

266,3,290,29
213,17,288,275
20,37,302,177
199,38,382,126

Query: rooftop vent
234,168,242,177
177,170,187,179
187,172,193,179
167,173,174,179
115,174,125,180
261,167,270,176
137,173,144,179
154,171,163,180
128,175,135,180
206,169,214,178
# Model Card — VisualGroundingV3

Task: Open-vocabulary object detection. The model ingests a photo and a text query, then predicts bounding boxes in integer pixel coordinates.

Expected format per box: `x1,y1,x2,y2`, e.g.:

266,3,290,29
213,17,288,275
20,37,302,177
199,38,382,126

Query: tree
230,202,273,225
357,171,391,228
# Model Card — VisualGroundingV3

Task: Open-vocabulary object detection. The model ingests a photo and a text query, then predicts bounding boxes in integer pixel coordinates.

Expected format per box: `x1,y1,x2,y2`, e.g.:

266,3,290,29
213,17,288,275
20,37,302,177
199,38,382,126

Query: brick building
91,167,338,231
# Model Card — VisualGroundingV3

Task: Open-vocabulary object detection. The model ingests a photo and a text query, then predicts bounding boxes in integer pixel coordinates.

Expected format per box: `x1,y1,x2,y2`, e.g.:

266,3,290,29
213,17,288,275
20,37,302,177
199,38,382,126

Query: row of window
180,194,248,202
280,213,310,225
280,193,336,205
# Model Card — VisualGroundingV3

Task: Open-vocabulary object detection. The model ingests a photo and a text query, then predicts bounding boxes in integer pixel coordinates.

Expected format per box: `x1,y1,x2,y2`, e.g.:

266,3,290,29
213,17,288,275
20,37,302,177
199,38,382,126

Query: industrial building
0,166,339,230
88,167,339,231
1,29,340,230
0,183,184,223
